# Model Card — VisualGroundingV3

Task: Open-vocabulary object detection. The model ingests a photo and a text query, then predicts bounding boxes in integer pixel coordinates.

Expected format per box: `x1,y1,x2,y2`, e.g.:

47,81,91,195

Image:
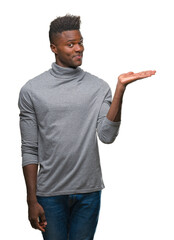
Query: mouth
73,54,83,59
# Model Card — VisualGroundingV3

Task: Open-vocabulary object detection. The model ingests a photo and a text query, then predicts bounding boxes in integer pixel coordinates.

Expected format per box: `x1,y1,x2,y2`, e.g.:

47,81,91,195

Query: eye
68,43,74,47
79,40,83,45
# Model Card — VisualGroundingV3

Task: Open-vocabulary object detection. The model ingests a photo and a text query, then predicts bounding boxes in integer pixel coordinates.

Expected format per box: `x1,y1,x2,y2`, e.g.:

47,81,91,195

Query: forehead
56,30,83,43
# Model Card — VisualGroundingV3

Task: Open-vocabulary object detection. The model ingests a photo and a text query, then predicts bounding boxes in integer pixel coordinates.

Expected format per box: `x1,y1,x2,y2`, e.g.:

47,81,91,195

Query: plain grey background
0,0,174,239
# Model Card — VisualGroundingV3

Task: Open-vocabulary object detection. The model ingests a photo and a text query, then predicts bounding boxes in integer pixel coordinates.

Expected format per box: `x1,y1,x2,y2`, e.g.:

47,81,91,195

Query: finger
118,72,134,80
150,70,156,75
36,220,46,232
38,222,46,232
134,71,155,79
123,72,134,76
40,212,47,226
30,218,46,232
126,71,134,75
40,222,47,227
138,70,156,75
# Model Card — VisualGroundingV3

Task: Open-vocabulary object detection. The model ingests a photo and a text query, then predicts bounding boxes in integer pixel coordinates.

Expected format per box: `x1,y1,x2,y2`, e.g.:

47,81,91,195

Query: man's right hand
28,201,47,232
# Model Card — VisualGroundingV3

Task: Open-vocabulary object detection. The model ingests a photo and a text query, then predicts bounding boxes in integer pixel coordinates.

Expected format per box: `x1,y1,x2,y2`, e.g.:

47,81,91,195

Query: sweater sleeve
96,87,121,144
18,83,39,167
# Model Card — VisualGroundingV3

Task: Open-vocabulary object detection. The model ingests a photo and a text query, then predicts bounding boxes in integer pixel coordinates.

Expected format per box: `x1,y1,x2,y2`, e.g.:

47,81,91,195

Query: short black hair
49,14,81,44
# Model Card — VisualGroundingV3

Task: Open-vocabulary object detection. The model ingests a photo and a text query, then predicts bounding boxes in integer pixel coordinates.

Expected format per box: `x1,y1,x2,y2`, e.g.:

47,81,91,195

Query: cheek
58,47,72,57
63,50,73,59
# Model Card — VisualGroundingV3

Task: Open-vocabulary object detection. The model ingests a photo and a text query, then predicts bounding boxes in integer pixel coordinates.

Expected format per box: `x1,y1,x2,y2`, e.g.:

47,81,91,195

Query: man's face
50,30,84,68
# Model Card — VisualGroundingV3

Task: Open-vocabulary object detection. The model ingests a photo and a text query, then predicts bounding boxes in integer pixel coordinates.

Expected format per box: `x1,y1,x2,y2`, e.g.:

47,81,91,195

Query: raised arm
96,70,156,144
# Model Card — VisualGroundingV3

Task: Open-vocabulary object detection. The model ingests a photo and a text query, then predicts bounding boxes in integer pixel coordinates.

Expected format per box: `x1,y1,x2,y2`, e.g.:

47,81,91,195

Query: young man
18,14,156,240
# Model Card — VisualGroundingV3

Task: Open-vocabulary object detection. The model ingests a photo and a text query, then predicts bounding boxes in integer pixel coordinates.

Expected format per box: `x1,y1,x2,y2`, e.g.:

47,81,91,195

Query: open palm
118,70,156,86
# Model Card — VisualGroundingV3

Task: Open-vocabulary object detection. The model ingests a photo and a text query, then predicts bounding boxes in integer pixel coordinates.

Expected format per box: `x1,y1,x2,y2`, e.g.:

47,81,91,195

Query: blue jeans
37,191,102,240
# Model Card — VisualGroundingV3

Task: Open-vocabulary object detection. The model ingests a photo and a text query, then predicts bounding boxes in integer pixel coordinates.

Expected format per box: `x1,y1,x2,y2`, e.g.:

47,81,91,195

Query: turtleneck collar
49,62,85,82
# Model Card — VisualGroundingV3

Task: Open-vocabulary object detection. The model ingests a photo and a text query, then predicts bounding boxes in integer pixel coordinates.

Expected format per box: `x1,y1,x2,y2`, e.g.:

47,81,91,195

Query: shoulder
19,70,49,94
27,70,49,87
84,71,110,91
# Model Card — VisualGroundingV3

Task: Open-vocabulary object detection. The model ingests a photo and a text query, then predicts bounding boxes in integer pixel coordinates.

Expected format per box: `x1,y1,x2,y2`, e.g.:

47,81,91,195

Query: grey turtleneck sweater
18,63,121,196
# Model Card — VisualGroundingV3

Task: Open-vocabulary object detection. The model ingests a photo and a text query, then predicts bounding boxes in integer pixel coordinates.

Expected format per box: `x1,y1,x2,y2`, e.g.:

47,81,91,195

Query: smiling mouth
73,54,83,59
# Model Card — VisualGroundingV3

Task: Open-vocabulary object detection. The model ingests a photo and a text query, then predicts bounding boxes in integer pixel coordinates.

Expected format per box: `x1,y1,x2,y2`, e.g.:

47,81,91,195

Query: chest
32,82,100,122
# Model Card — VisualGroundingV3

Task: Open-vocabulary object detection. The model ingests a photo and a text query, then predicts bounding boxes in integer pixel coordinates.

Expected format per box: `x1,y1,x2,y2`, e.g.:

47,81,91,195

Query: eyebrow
66,38,83,42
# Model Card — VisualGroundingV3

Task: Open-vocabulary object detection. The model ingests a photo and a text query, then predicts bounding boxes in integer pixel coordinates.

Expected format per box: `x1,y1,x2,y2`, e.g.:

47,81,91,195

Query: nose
74,44,83,52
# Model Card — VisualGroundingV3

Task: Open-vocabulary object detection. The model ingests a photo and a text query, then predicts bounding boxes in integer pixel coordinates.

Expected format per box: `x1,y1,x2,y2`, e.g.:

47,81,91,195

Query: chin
77,60,83,66
72,62,82,68
73,59,82,67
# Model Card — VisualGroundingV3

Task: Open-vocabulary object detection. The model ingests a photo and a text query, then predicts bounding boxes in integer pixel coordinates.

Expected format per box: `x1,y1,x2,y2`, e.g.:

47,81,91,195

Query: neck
49,62,85,82
55,60,78,69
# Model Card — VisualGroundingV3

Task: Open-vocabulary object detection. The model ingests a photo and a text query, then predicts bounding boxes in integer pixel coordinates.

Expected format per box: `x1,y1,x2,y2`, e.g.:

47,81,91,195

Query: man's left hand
118,70,156,87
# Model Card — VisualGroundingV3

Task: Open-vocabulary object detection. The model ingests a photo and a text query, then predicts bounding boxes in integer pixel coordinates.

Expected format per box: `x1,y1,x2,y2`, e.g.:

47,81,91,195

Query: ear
50,44,58,54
